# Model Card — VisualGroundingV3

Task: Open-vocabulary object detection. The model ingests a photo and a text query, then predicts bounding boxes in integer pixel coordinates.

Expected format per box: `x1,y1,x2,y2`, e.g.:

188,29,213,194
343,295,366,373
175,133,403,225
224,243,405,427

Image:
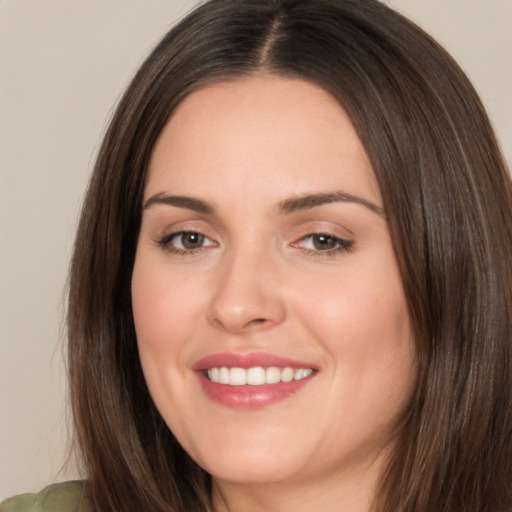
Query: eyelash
293,233,354,257
156,231,354,257
157,231,216,255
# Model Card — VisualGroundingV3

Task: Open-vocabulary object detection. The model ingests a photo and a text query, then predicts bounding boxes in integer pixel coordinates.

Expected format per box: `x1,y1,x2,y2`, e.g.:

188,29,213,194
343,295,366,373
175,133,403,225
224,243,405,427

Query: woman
2,0,511,511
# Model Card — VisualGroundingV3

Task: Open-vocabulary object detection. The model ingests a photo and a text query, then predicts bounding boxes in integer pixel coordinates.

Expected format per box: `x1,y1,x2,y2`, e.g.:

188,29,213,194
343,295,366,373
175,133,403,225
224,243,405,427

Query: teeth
281,367,295,382
219,367,230,384
206,366,313,386
210,367,219,382
265,367,281,384
248,366,266,385
229,367,246,385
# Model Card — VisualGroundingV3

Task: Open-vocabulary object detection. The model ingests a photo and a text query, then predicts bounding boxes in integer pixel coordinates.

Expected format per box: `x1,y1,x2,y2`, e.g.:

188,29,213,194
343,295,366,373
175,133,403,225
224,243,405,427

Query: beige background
0,0,510,500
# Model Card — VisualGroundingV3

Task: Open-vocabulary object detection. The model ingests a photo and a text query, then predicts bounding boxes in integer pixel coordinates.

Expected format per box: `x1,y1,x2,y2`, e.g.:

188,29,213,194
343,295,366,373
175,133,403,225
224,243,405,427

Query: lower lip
196,372,315,409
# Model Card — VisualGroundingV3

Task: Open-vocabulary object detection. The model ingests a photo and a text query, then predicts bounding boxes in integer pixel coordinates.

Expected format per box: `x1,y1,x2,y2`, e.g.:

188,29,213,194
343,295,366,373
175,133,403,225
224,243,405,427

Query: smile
206,366,314,386
194,353,318,408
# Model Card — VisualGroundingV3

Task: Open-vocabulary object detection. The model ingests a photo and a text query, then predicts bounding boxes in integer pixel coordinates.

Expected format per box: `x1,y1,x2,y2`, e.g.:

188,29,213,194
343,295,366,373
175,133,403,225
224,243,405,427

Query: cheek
294,261,414,404
131,255,205,352
301,270,414,423
131,254,200,420
297,267,411,349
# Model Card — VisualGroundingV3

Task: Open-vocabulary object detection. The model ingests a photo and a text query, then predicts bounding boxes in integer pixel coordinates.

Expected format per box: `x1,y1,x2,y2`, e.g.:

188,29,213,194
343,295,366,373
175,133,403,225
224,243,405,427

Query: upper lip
192,352,317,371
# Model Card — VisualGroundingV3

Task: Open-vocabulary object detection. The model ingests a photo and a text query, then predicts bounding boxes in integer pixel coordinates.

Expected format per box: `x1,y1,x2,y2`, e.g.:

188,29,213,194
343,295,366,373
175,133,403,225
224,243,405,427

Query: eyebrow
143,193,215,214
143,191,384,217
278,191,384,217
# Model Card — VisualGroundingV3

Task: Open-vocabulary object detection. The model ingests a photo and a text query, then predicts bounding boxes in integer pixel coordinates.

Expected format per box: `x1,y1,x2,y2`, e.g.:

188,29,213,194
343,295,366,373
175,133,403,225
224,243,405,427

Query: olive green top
0,482,90,512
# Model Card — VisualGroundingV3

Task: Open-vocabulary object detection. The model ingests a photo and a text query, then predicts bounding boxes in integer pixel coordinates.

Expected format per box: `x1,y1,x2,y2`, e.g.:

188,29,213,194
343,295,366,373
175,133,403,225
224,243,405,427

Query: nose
206,246,286,334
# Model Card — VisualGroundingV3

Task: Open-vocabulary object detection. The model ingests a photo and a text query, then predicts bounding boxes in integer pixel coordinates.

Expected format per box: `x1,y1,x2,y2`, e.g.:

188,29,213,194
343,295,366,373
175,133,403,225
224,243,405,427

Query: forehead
146,75,380,207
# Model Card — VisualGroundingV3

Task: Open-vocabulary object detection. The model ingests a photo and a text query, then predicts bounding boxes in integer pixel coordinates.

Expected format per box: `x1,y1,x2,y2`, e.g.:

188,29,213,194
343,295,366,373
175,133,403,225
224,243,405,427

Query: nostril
244,318,268,329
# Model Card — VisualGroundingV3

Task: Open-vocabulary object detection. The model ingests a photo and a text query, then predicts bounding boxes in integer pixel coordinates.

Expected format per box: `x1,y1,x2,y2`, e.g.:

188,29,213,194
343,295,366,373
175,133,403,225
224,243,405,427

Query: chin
194,441,311,484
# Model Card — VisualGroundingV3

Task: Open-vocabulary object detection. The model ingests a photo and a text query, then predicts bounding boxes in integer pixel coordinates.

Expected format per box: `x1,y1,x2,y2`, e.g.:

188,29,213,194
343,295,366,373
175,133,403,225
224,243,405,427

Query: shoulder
0,481,90,512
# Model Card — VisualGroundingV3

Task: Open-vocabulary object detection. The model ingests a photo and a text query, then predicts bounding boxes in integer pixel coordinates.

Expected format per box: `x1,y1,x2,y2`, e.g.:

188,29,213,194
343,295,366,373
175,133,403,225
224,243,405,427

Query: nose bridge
207,239,285,333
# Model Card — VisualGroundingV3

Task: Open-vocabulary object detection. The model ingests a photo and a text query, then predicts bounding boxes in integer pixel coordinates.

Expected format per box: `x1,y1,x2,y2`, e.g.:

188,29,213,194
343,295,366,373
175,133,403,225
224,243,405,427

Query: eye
293,233,354,254
158,231,216,253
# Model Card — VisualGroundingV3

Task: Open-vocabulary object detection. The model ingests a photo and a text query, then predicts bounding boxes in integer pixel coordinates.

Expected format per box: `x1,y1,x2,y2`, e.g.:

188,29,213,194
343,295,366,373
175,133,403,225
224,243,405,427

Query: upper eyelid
287,221,354,241
152,219,218,238
293,233,353,247
151,216,355,247
159,229,215,243
155,226,353,241
296,233,350,241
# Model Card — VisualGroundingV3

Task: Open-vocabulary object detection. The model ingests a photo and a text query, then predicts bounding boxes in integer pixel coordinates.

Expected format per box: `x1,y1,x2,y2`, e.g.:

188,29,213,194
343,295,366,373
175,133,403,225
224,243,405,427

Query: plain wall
0,0,510,500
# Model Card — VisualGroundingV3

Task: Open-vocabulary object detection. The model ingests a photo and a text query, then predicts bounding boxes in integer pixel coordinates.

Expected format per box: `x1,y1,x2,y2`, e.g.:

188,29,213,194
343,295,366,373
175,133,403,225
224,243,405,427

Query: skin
132,75,416,512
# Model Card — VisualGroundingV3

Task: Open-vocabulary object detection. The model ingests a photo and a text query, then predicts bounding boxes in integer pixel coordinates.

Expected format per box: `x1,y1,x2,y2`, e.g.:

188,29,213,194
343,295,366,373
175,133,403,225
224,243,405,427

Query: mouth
205,366,314,386
194,353,317,408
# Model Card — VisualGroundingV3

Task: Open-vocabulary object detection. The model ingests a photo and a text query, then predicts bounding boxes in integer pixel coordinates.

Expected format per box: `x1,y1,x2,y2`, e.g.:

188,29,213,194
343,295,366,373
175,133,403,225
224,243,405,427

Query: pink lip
192,352,317,409
192,352,315,370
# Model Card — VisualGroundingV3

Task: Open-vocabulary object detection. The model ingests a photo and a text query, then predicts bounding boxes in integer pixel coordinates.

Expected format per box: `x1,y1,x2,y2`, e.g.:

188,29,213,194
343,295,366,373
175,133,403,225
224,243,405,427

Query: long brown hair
68,0,512,510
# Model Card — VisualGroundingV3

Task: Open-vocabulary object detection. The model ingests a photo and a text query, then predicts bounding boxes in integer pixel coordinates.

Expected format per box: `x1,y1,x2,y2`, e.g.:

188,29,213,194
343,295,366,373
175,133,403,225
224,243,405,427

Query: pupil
182,233,204,249
313,235,336,250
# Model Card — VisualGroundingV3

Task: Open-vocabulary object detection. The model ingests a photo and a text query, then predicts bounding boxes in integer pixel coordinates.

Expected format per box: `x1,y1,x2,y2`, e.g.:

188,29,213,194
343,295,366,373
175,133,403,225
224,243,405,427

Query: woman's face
132,76,415,489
